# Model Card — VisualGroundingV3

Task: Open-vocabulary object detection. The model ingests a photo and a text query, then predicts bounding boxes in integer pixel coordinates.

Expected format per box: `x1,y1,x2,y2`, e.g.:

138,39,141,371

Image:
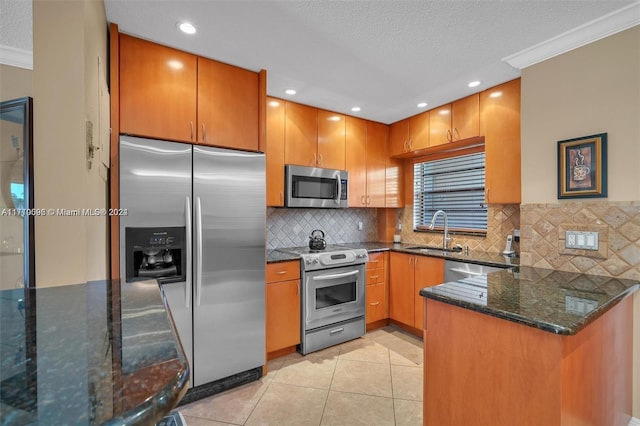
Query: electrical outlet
565,231,598,250
357,221,363,231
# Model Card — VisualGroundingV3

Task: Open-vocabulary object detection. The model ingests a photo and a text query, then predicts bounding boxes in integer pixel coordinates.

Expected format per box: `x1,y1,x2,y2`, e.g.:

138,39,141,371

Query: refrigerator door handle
195,196,203,307
185,197,192,309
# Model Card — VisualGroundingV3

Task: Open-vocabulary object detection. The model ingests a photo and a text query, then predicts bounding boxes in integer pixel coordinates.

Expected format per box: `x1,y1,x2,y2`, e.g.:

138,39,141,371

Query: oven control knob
313,258,319,264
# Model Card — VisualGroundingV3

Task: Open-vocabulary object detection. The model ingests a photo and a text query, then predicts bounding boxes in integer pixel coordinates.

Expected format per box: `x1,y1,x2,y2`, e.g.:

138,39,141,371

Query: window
413,151,487,233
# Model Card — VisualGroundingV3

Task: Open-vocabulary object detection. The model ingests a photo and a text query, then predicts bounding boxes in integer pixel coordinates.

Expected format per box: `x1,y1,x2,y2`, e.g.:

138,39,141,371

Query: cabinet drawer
366,268,385,286
366,282,388,324
366,252,387,270
266,261,300,283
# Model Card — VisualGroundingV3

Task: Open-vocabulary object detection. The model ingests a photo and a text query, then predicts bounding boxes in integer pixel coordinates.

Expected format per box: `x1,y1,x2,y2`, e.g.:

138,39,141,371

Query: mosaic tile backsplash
267,208,377,249
520,202,640,280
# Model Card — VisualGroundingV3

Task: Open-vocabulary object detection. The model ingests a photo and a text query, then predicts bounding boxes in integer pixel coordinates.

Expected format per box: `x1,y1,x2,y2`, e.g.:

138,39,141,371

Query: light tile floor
179,326,423,426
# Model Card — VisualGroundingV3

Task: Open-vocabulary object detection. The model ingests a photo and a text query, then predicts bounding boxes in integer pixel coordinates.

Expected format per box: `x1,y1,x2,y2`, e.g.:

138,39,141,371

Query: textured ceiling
2,1,636,124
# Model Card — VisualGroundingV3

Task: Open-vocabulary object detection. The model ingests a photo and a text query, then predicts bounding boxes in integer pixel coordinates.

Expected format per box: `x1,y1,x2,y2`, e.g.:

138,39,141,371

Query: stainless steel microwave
285,165,348,208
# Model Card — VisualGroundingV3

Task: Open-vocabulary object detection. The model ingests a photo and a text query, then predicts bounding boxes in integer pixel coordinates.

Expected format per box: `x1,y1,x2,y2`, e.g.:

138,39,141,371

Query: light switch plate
565,231,599,250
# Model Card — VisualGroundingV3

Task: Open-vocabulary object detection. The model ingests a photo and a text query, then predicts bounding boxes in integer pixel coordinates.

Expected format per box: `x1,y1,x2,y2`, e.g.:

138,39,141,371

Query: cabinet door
197,57,259,151
317,110,346,169
266,279,301,352
366,121,388,208
389,119,410,157
266,98,286,206
366,282,388,324
285,102,317,166
481,79,521,204
413,257,444,330
119,34,197,142
429,104,452,147
452,94,479,141
389,252,414,327
408,111,430,152
346,116,367,207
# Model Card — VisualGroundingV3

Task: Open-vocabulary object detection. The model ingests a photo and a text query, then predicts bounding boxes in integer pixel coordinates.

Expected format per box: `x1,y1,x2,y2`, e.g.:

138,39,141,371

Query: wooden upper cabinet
481,78,521,204
389,118,410,157
345,116,367,207
119,34,197,142
266,97,286,206
408,111,429,152
284,101,317,166
430,94,480,146
429,104,453,147
317,110,346,170
196,57,259,151
366,121,388,208
452,94,479,140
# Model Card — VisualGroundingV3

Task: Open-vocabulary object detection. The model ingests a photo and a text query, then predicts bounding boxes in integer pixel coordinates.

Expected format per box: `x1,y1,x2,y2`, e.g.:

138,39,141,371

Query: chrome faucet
428,210,452,249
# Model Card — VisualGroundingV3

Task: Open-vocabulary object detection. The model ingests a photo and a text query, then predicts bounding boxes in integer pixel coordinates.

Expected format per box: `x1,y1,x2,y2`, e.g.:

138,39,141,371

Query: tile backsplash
267,208,377,249
398,204,521,253
520,201,640,280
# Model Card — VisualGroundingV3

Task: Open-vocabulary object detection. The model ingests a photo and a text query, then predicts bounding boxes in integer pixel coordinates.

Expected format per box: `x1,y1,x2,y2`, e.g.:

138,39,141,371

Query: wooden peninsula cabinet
266,261,301,358
420,267,637,426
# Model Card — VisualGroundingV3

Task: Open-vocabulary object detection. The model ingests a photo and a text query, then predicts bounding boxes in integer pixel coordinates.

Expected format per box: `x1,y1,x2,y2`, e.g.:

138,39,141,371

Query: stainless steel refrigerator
119,135,265,388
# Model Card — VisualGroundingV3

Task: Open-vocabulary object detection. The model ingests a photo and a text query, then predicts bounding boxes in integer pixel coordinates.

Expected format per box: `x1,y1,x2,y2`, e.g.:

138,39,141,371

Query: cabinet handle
280,191,284,205
312,153,317,166
201,123,207,143
366,195,371,205
446,129,452,142
486,188,490,203
361,195,366,205
296,282,299,295
370,275,379,279
408,139,412,150
318,154,323,166
403,139,409,152
190,121,194,141
275,271,287,275
370,301,380,306
453,127,460,141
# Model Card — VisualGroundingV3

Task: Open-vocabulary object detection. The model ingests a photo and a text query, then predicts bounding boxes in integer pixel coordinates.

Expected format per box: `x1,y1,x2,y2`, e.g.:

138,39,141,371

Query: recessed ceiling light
178,22,196,35
468,80,481,88
489,91,503,98
351,107,361,112
417,102,428,108
268,100,280,107
285,89,296,95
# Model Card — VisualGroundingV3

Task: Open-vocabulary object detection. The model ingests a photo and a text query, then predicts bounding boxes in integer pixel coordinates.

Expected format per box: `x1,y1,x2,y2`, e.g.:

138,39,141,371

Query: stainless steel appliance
277,245,368,354
119,135,265,390
285,165,348,208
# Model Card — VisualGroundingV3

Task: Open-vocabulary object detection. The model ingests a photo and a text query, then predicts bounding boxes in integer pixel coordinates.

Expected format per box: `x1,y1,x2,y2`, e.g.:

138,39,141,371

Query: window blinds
413,152,487,232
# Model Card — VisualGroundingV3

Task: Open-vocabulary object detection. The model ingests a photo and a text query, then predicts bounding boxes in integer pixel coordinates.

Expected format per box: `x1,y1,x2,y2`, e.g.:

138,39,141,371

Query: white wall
33,0,109,286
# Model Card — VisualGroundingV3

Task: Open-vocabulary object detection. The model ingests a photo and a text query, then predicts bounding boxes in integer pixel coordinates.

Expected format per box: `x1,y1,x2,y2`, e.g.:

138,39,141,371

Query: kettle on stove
308,229,327,251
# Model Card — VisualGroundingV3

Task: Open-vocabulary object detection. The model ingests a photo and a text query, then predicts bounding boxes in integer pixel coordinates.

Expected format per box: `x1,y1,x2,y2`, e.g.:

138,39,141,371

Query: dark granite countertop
420,266,639,335
0,279,189,425
267,242,518,269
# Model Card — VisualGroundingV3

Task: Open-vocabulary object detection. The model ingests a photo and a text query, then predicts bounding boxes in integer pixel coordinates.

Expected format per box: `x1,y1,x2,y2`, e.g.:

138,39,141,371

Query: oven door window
292,176,337,200
315,281,356,309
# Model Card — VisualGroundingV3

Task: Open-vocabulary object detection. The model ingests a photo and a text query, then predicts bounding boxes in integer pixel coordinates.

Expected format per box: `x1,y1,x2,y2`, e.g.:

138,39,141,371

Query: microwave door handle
185,197,192,309
312,270,360,281
335,173,342,205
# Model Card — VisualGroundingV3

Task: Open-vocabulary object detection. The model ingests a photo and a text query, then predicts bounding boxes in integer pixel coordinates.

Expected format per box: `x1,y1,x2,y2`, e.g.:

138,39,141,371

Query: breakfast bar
420,267,638,426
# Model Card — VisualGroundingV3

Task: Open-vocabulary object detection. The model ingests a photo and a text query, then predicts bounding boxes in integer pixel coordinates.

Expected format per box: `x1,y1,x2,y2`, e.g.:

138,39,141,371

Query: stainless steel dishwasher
444,260,510,283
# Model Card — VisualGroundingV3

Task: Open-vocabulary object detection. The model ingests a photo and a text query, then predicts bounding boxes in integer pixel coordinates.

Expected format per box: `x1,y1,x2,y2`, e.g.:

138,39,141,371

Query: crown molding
0,44,33,70
503,2,640,70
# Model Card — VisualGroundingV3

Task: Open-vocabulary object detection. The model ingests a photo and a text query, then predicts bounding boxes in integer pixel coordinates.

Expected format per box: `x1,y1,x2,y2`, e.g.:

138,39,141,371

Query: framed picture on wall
557,133,607,199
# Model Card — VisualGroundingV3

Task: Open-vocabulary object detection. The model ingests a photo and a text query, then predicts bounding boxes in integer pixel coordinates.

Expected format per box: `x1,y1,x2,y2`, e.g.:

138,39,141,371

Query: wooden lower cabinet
266,262,300,357
365,252,389,328
389,252,444,331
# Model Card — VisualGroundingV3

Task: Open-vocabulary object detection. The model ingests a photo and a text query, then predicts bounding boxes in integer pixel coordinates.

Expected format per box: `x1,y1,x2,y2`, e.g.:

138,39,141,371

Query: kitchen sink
404,245,463,253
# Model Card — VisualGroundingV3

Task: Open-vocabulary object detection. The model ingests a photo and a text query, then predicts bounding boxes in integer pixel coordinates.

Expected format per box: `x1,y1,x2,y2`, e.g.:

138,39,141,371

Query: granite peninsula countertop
0,279,189,425
420,266,639,335
267,242,519,268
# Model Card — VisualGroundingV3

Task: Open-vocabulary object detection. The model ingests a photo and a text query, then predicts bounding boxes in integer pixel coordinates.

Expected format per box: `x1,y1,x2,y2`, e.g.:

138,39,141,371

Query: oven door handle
312,270,360,281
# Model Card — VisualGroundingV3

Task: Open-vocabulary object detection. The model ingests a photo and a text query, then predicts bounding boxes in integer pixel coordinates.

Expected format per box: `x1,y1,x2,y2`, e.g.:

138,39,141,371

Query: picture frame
557,133,607,199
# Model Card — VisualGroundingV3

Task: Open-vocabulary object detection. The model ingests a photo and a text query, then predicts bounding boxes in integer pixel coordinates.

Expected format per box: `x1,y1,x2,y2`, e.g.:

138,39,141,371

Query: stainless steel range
277,245,369,355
